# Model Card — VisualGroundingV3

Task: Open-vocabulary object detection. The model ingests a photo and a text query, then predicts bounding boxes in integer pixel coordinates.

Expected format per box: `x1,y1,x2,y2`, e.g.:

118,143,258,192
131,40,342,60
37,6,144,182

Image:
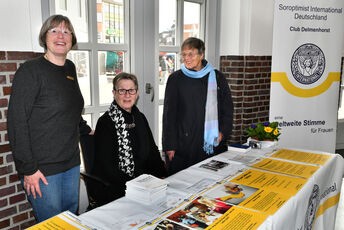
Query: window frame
46,0,130,128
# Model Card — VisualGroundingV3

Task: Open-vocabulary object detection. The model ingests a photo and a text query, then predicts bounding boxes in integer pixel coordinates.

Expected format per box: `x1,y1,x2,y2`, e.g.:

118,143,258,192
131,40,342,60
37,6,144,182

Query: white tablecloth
80,148,344,230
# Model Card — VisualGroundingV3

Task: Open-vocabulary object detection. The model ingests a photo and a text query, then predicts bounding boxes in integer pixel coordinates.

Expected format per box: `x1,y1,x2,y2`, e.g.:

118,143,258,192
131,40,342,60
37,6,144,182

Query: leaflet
270,149,331,165
238,189,290,215
251,158,319,178
27,211,98,230
202,181,290,215
206,206,268,230
230,169,306,195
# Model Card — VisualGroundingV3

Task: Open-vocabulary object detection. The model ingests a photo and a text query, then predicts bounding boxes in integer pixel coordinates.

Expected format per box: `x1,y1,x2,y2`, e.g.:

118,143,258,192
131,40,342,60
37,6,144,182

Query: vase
247,137,278,149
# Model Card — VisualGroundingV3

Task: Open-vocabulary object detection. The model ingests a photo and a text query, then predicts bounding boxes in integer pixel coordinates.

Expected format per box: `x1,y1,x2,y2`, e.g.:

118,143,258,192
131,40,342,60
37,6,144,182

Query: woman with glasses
162,37,234,176
7,15,91,222
91,72,167,205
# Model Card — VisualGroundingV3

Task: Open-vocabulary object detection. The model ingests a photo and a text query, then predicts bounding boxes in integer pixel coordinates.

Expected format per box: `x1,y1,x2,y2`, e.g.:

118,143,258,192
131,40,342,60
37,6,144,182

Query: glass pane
82,114,92,129
159,0,176,46
339,87,344,119
158,104,164,149
184,1,200,40
97,0,124,44
98,51,124,104
59,0,67,10
159,52,176,99
55,0,89,42
67,51,91,106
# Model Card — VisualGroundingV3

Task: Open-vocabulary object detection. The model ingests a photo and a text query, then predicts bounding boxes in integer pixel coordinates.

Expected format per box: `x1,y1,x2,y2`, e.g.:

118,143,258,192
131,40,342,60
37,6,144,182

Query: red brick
0,165,13,176
228,56,244,61
0,63,17,72
20,219,36,229
5,133,8,142
3,86,11,95
10,74,14,83
10,193,26,205
17,184,24,192
228,67,244,72
0,122,7,131
0,206,16,219
0,144,11,153
0,52,5,60
9,173,19,183
0,156,2,164
13,212,28,223
7,52,43,61
0,75,6,84
8,226,19,230
0,177,6,186
0,185,15,197
6,154,13,164
19,202,32,212
0,198,7,208
0,98,8,108
231,62,244,67
245,56,258,60
0,219,10,229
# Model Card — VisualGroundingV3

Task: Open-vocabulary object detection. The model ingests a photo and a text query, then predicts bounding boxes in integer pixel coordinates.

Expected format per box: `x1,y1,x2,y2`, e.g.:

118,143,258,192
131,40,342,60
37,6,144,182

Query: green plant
245,121,281,141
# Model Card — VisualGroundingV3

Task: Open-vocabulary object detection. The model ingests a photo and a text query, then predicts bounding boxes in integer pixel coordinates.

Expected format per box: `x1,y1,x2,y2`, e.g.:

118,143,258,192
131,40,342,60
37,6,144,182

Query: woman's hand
218,132,223,143
166,150,175,161
23,170,48,199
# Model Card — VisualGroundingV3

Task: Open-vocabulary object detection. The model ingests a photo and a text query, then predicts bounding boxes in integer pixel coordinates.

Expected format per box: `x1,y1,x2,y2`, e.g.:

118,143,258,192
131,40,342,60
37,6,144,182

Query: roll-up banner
270,0,344,152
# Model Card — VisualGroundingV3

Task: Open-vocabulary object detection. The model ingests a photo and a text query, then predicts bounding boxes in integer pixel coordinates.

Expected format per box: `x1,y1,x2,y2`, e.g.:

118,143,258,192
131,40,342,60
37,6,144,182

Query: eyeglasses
181,52,199,59
116,88,138,95
48,28,72,36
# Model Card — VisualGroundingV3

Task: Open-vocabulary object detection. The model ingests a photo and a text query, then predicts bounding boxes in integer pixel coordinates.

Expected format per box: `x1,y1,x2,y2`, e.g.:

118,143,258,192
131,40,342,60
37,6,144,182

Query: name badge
66,76,75,81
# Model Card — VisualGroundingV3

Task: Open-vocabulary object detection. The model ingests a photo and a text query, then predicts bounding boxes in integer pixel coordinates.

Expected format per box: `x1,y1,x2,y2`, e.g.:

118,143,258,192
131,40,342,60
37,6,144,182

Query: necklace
125,115,136,129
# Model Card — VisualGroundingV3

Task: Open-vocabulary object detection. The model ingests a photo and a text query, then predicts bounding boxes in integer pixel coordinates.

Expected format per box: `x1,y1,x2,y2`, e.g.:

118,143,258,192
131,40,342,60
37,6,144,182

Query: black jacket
162,68,233,175
91,104,167,204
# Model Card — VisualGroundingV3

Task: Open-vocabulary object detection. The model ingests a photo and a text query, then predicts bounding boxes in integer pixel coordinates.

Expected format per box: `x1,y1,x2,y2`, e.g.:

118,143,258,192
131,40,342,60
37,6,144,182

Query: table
79,147,344,230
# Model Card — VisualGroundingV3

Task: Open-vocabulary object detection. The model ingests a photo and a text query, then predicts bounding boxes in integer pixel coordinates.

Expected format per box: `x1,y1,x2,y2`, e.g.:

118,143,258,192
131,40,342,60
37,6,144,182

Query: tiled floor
335,178,344,230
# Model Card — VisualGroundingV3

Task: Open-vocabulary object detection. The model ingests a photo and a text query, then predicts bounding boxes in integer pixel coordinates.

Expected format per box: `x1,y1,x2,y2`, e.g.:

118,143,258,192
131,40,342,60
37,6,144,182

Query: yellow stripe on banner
271,72,340,98
315,193,340,219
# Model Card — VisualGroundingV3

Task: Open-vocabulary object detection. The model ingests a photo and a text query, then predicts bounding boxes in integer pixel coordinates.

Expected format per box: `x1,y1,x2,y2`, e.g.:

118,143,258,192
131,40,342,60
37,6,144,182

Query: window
48,0,217,148
338,64,344,120
158,0,205,148
52,0,129,128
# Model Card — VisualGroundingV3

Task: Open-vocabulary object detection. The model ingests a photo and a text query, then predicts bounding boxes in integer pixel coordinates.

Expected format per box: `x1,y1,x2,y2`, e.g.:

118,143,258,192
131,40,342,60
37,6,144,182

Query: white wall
0,0,43,52
220,0,274,56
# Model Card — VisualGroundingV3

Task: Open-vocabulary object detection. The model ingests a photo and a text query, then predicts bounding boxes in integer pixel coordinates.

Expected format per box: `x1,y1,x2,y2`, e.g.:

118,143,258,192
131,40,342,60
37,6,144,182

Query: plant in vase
245,121,281,141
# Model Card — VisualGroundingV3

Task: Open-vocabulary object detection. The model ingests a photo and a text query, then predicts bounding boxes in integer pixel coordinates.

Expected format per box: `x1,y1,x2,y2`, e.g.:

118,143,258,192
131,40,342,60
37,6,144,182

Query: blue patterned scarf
181,61,219,154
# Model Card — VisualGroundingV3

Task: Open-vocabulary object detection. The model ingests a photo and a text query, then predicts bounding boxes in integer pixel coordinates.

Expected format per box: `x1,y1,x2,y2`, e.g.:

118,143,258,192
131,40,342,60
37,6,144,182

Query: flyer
230,169,306,195
27,211,97,230
206,206,268,230
270,149,331,165
251,158,319,178
202,181,290,215
238,189,290,215
166,196,232,229
203,182,258,206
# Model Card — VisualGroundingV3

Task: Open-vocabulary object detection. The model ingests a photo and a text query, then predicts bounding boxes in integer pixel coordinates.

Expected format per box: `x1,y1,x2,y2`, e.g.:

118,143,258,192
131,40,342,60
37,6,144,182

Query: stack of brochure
125,174,169,205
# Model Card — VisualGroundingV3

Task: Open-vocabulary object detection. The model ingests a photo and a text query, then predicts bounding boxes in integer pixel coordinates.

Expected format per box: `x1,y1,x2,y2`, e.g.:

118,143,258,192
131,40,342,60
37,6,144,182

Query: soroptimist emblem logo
304,184,320,230
291,43,325,85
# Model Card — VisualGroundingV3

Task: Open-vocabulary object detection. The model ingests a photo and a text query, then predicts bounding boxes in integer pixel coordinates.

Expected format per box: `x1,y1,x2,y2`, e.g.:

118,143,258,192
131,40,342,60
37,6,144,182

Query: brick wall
0,51,42,230
220,55,272,144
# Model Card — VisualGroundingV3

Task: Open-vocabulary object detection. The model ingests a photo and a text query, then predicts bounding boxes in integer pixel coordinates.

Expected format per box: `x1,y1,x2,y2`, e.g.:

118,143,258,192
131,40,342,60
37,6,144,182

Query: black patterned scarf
108,101,135,177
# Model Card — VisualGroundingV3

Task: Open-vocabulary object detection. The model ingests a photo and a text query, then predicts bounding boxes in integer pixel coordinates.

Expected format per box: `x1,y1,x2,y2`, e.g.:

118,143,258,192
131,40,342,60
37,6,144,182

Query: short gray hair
113,72,138,90
181,37,205,55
